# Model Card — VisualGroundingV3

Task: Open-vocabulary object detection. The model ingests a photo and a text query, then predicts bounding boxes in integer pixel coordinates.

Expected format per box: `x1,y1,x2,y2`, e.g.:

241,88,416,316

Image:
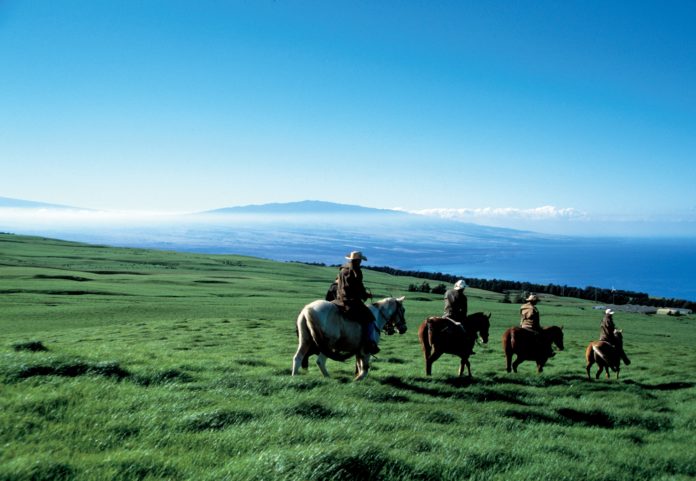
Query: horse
585,329,631,380
502,325,564,373
418,312,491,378
291,296,407,381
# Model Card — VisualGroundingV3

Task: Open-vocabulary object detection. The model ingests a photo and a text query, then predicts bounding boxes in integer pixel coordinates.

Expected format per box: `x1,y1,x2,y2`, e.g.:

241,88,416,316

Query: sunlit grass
1,233,695,480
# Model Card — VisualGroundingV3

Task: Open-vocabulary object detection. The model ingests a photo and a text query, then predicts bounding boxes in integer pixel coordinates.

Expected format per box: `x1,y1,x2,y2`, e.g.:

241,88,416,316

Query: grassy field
1,233,695,481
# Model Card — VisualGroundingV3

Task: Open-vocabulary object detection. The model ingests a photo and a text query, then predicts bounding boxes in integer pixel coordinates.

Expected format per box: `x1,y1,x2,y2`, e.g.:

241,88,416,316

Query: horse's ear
618,328,623,333
396,296,405,302
560,325,564,330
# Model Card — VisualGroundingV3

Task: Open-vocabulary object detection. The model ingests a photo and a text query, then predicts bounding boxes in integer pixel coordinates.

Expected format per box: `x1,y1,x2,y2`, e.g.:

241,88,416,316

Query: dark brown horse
585,329,631,380
418,312,491,378
502,325,564,373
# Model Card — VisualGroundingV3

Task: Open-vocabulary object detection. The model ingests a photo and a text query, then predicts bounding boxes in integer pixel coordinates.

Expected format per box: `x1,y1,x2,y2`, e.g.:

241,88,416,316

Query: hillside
1,233,695,480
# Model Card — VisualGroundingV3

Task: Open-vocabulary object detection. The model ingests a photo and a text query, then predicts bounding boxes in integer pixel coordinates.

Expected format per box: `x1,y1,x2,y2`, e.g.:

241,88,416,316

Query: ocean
416,237,696,301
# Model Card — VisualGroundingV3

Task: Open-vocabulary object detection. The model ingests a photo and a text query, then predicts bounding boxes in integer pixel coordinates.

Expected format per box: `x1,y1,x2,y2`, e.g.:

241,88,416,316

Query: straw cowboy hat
345,251,367,261
454,280,467,290
605,308,615,315
525,294,539,302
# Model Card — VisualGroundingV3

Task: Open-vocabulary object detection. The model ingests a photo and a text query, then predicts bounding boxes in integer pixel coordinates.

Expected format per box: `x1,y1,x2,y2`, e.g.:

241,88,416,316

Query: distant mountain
3,198,691,299
0,196,83,210
204,200,406,216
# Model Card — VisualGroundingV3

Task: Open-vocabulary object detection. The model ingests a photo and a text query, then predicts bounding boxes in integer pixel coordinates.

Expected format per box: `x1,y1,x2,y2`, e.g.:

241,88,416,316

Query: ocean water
416,237,696,301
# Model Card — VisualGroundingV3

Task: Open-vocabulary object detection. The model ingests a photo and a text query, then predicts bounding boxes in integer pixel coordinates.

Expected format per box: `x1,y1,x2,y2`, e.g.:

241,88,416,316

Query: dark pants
332,300,375,325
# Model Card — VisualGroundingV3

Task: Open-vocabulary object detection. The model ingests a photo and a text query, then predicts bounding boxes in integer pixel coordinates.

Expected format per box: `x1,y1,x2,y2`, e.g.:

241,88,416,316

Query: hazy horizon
1,196,695,237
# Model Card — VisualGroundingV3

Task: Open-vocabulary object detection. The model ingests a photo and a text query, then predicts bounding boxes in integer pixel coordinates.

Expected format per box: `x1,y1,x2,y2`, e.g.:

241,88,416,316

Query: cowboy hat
345,251,367,261
454,280,467,290
605,308,615,315
525,294,539,302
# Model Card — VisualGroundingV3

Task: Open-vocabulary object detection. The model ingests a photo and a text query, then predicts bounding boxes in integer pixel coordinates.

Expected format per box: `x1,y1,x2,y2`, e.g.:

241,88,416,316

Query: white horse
292,296,407,380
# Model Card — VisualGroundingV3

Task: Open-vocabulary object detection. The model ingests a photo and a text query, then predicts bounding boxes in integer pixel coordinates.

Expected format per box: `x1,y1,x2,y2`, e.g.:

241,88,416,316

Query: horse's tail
502,327,516,372
304,307,355,362
417,317,434,355
502,328,513,355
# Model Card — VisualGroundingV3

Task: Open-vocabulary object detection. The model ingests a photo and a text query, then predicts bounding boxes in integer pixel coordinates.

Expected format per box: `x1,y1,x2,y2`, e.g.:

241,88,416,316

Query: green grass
1,233,695,480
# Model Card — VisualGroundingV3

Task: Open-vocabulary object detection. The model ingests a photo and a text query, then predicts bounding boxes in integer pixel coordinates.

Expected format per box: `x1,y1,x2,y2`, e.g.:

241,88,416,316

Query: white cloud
403,206,587,221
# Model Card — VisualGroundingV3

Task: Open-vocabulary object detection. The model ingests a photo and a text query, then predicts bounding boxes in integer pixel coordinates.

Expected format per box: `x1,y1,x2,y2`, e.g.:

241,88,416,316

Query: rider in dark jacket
444,280,468,323
333,251,378,354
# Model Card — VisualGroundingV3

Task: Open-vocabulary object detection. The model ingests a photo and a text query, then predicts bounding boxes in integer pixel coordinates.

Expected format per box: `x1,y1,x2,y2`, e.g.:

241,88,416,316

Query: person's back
444,280,468,323
325,278,338,302
332,251,378,354
520,295,540,331
519,294,554,358
336,263,369,307
599,309,617,343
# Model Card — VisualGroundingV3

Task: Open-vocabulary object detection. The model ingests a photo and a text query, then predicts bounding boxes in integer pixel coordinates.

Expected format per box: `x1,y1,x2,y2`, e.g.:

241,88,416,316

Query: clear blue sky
1,1,695,234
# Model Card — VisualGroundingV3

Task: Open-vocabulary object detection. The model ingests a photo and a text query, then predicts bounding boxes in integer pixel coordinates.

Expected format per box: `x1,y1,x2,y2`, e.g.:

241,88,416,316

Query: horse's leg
316,353,330,377
536,361,544,374
426,349,443,376
354,354,370,381
292,344,310,376
512,356,523,373
458,357,466,377
586,358,594,381
596,364,603,380
458,357,471,378
423,349,431,376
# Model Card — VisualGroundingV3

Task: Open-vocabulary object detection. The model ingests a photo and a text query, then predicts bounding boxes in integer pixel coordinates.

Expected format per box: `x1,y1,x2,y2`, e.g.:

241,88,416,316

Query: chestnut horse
292,296,407,380
502,325,564,373
418,312,491,378
585,329,631,380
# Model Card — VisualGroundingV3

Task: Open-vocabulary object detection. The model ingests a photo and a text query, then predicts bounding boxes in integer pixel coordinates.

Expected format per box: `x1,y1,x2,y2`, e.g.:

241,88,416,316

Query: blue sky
1,1,695,235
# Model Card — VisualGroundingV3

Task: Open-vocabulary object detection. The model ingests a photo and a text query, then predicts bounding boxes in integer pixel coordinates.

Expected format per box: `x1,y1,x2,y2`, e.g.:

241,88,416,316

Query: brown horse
418,312,491,378
585,329,631,380
502,325,564,373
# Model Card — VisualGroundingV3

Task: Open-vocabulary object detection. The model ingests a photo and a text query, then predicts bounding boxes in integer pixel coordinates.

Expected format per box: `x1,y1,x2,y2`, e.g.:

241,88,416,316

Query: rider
444,279,468,322
332,251,379,354
599,308,631,365
443,280,473,355
519,293,555,358
599,308,618,344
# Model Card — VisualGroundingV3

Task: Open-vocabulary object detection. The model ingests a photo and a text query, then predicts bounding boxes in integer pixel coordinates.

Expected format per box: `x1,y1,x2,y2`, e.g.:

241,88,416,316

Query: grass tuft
286,401,341,419
181,409,255,431
11,340,48,352
131,368,193,386
0,458,75,481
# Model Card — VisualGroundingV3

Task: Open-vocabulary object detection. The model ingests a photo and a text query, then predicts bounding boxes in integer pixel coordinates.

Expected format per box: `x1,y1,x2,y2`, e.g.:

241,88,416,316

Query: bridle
378,300,405,335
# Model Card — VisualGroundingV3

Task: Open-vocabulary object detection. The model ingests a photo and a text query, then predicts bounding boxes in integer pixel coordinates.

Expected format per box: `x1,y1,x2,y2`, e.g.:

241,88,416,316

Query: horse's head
547,325,565,351
613,329,624,348
380,296,407,335
466,312,491,344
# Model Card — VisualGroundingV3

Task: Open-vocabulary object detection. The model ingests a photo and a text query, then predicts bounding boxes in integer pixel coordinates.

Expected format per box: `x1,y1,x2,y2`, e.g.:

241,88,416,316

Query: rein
374,300,403,334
